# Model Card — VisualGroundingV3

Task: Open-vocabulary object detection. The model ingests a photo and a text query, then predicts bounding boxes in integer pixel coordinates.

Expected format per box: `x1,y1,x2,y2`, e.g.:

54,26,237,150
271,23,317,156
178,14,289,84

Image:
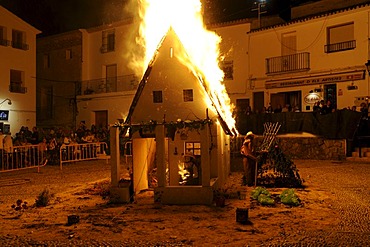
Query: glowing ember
134,0,237,134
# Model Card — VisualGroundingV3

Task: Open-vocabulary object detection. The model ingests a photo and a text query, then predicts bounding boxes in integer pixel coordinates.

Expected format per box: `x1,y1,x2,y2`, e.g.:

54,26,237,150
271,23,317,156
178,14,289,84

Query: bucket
236,207,249,224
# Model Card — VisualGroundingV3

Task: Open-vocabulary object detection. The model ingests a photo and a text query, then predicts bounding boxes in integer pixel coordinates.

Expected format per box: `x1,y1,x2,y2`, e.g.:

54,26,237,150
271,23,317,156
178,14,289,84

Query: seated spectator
351,105,357,111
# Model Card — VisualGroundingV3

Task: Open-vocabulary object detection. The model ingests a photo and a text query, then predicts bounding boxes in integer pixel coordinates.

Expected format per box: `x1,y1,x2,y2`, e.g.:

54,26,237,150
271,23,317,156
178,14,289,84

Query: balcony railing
324,40,356,53
11,41,29,50
266,52,310,75
77,74,139,96
0,39,10,46
9,83,27,94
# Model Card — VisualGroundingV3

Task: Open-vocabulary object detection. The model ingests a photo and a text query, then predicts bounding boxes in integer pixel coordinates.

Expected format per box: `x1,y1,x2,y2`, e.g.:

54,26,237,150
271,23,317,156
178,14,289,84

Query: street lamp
0,98,12,106
365,60,370,76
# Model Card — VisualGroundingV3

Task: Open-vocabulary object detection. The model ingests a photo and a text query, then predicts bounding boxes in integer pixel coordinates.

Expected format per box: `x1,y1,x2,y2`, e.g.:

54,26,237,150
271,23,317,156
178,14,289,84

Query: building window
325,22,355,53
185,142,201,156
11,29,28,50
0,26,9,46
43,54,50,68
183,89,193,102
66,49,72,60
101,29,115,53
9,69,27,93
153,90,163,103
222,61,233,80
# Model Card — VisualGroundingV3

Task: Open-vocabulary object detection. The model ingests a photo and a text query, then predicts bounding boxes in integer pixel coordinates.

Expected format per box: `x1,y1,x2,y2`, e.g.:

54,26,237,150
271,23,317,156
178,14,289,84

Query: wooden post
156,125,166,187
110,126,120,187
201,125,211,186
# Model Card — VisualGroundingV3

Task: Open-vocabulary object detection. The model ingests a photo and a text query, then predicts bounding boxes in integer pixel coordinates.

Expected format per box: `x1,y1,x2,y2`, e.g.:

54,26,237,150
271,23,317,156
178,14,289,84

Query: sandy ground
0,159,369,246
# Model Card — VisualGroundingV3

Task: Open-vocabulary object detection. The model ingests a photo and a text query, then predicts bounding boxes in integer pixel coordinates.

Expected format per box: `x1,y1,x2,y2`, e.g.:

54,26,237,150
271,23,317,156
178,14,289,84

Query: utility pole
252,0,267,29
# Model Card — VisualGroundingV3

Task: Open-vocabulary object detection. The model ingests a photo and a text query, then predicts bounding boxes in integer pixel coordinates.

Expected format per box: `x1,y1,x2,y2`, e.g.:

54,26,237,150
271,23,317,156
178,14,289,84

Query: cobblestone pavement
0,159,369,246
267,160,370,247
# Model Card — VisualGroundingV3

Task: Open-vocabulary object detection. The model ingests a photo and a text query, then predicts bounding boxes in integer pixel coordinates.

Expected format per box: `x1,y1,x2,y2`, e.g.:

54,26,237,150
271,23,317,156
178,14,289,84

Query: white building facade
0,6,40,135
76,19,139,129
215,3,370,113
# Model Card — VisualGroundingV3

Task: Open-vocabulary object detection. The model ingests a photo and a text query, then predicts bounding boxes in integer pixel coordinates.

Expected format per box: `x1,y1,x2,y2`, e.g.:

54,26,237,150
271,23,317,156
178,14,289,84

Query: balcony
77,74,139,96
324,40,356,53
266,52,310,75
11,41,29,50
9,83,27,94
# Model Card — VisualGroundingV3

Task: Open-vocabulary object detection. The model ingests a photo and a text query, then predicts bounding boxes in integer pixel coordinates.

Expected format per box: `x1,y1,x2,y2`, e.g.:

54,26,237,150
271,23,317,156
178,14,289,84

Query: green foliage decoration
251,187,275,205
279,188,301,206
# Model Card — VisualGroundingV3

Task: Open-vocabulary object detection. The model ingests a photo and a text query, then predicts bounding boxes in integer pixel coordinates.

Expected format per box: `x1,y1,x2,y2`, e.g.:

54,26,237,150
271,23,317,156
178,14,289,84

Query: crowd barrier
59,142,110,170
0,144,48,173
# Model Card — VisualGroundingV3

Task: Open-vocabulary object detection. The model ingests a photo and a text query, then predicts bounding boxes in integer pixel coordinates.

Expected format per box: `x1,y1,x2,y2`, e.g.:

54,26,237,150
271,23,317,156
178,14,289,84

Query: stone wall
268,137,346,160
232,136,346,160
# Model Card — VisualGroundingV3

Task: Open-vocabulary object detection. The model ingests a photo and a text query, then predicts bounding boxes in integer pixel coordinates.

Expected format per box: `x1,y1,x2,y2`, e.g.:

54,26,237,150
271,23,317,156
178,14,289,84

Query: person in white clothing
3,133,13,153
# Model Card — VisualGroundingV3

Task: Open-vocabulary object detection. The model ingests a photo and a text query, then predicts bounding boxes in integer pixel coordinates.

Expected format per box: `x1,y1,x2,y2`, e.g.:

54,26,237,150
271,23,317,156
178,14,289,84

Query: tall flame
135,0,237,134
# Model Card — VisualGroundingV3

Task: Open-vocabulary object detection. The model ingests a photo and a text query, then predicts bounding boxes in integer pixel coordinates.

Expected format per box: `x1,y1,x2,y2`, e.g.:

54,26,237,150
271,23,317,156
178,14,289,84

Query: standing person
240,131,257,186
313,101,321,113
282,104,290,112
266,103,273,113
30,126,39,144
274,104,282,113
3,132,13,153
39,138,48,157
245,105,253,115
0,131,4,168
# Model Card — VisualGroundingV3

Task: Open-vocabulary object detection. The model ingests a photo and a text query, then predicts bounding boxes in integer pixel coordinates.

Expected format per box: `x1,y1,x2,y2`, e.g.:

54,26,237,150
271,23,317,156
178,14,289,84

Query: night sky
0,0,319,36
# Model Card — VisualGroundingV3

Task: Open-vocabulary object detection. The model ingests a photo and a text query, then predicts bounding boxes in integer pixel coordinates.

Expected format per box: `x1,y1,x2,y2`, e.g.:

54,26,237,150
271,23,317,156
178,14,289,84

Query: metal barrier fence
59,142,110,170
0,144,48,173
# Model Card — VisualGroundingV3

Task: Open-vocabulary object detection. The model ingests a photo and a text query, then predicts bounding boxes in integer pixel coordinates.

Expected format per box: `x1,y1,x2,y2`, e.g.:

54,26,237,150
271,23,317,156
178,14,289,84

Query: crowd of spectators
0,122,110,165
236,99,370,117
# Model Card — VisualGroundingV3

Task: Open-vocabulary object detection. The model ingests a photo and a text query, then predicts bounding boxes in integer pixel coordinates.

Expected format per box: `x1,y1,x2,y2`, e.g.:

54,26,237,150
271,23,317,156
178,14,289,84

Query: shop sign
0,110,9,121
266,70,365,89
304,93,322,104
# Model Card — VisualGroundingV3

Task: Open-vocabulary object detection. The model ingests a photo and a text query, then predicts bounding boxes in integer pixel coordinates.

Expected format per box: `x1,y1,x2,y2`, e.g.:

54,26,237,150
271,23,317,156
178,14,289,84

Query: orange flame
135,0,237,134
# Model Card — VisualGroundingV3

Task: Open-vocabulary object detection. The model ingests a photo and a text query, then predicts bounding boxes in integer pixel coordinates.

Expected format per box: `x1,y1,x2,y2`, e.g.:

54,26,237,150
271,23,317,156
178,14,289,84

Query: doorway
324,84,337,109
253,92,265,113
